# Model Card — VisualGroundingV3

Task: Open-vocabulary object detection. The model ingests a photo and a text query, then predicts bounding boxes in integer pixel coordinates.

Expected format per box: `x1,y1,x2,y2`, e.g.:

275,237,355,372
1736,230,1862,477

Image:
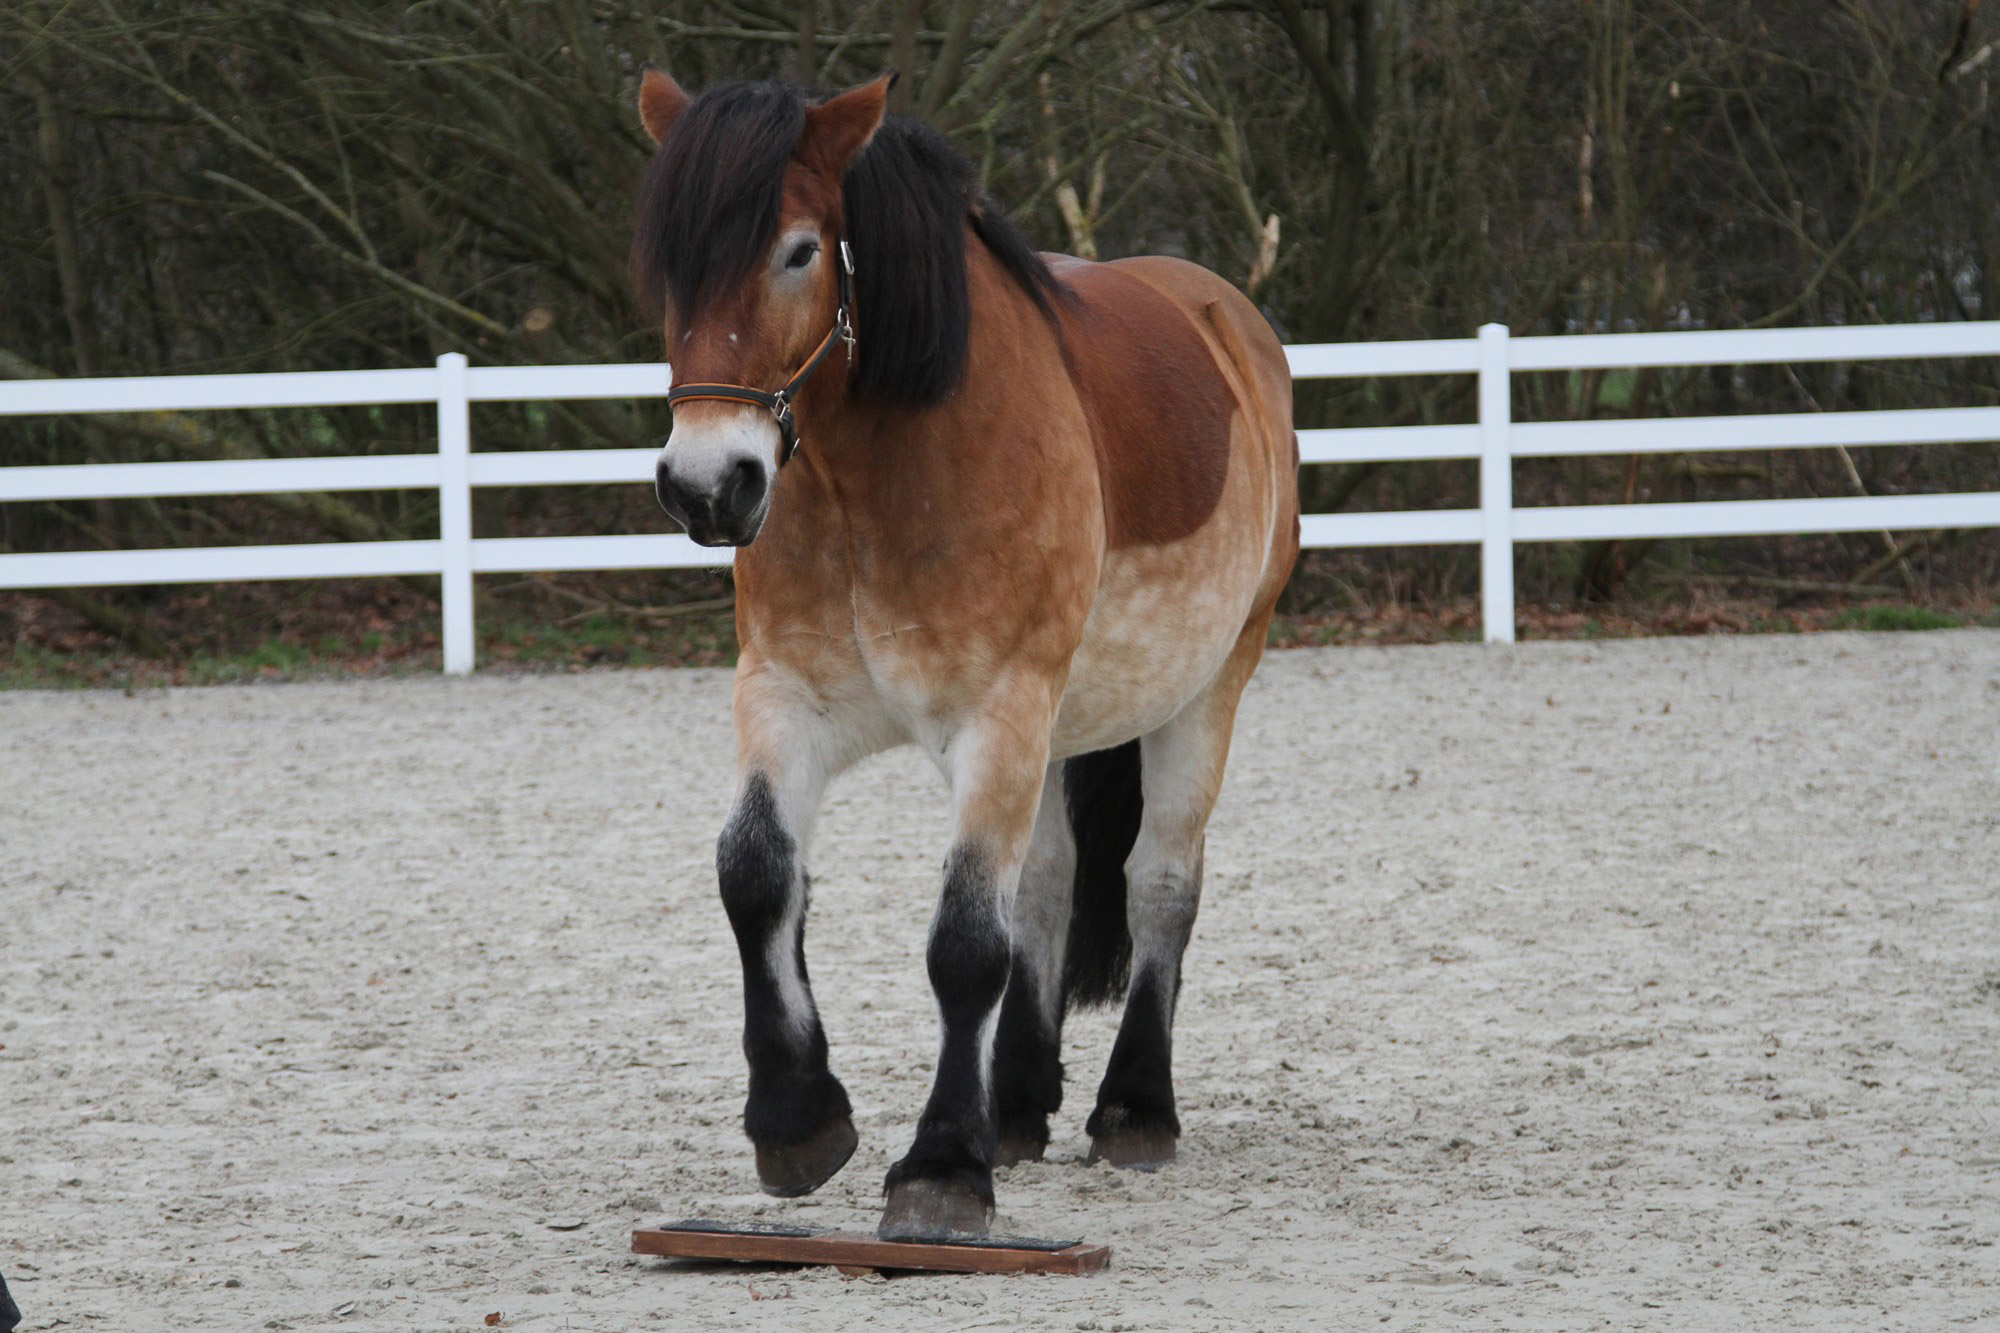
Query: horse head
633,69,890,546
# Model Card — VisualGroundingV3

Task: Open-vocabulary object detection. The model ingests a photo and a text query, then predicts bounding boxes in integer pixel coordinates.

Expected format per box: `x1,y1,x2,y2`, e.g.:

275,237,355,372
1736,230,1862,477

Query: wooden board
632,1218,1110,1276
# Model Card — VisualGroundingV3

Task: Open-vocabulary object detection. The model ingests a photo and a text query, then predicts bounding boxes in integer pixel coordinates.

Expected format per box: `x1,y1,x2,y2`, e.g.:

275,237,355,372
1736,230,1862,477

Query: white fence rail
5,322,1999,669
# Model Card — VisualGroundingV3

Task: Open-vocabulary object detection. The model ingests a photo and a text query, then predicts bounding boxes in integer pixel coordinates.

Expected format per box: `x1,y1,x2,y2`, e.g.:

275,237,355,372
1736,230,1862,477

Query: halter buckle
836,242,859,362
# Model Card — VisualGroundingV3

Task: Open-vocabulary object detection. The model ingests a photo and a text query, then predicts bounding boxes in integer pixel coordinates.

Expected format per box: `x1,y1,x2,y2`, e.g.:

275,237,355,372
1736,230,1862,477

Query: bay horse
632,68,1299,1240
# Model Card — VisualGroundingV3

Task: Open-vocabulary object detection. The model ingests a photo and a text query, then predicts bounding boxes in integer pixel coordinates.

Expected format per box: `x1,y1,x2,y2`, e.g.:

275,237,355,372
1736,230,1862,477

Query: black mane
633,80,1067,408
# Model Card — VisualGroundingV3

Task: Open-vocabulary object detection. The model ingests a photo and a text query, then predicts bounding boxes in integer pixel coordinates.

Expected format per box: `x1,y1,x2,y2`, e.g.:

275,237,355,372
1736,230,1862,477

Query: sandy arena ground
4,632,1999,1331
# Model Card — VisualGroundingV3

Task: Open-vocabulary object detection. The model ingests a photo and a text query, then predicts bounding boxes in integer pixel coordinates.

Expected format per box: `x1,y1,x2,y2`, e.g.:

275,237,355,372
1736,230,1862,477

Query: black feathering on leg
884,844,1011,1208
1086,966,1183,1169
717,776,852,1154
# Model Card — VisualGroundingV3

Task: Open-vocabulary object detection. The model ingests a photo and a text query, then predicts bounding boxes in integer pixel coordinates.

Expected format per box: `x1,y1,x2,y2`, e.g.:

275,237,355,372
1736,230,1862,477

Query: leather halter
664,239,856,467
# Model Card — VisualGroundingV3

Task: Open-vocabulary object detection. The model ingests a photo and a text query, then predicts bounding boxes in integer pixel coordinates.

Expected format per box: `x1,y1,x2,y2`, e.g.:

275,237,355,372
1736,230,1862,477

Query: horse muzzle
655,445,771,547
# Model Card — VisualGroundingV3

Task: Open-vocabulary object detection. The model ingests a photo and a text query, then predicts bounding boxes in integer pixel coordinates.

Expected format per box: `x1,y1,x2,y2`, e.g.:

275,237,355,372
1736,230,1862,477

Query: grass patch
1828,605,1963,633
483,607,737,671
0,636,442,690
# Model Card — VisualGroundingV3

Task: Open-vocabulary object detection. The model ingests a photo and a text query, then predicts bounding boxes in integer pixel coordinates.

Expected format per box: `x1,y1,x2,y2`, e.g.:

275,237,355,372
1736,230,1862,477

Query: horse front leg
880,700,1053,1240
717,678,878,1197
991,767,1075,1165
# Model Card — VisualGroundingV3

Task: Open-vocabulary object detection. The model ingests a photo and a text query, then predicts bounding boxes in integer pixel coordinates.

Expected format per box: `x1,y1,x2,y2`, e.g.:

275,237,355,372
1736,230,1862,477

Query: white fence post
1477,322,1515,644
436,352,475,674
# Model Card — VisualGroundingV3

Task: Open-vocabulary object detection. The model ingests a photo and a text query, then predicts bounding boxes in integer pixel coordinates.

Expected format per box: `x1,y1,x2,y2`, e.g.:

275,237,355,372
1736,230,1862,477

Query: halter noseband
664,239,856,467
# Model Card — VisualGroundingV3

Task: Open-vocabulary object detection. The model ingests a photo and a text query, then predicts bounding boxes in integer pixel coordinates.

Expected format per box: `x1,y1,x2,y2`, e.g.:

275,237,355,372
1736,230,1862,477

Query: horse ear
798,71,896,178
638,66,690,145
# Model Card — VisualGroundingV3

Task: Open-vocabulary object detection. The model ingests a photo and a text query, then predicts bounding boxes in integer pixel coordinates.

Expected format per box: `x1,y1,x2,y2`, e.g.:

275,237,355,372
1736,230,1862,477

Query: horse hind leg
1086,626,1264,1170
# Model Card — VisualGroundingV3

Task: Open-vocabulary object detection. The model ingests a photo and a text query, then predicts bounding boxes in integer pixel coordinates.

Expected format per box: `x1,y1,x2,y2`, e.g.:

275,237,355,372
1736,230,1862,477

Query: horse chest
830,524,1263,761
834,519,1098,723
844,595,1049,738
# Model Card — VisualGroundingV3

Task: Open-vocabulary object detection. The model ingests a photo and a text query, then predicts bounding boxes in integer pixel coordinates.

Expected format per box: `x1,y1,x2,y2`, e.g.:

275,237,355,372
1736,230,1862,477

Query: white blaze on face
656,224,827,531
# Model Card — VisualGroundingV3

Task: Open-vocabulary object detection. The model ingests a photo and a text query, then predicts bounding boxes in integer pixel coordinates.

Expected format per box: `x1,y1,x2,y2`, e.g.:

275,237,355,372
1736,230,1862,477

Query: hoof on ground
878,1178,993,1242
1087,1126,1177,1171
755,1115,858,1198
993,1134,1047,1168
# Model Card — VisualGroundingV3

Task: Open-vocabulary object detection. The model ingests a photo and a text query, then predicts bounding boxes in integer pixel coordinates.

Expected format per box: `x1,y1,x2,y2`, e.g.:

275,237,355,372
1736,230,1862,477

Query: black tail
1059,740,1144,1010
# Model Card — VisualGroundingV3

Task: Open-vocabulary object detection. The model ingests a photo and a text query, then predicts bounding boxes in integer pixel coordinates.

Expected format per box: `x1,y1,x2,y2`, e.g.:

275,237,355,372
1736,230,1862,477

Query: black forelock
632,80,1068,410
633,80,803,324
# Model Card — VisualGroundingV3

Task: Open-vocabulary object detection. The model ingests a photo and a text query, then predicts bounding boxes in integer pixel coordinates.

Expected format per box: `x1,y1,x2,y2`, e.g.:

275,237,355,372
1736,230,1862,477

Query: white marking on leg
1014,769,1076,1026
730,665,900,1053
975,1001,1002,1102
766,881,815,1047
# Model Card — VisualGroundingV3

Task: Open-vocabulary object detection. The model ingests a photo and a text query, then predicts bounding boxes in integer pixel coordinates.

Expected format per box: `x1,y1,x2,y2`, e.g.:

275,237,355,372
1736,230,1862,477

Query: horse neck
731,241,1075,649
792,240,1061,521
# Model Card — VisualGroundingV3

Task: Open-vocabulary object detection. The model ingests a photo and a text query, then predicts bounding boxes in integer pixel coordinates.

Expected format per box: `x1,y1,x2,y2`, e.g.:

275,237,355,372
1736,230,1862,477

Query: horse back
1048,255,1293,550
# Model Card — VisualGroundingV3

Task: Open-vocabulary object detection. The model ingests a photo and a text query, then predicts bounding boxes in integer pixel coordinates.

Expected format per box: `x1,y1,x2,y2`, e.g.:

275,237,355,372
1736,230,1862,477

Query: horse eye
785,241,819,270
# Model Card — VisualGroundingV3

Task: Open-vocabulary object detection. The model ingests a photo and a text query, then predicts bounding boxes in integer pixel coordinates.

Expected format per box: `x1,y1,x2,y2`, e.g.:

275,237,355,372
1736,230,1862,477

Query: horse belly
1044,255,1295,760
1049,537,1265,758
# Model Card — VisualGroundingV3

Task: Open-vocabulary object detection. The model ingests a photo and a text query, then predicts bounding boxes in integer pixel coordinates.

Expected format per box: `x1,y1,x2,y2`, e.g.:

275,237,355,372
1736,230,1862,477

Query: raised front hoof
1087,1125,1179,1171
993,1133,1048,1168
878,1177,994,1242
754,1115,858,1198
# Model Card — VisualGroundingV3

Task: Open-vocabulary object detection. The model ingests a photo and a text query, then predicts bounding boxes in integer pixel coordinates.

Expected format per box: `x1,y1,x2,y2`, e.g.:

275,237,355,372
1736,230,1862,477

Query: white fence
4,321,1999,669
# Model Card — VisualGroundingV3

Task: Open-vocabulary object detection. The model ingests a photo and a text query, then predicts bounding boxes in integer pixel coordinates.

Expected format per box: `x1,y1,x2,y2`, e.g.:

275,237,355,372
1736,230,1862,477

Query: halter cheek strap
665,239,857,467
